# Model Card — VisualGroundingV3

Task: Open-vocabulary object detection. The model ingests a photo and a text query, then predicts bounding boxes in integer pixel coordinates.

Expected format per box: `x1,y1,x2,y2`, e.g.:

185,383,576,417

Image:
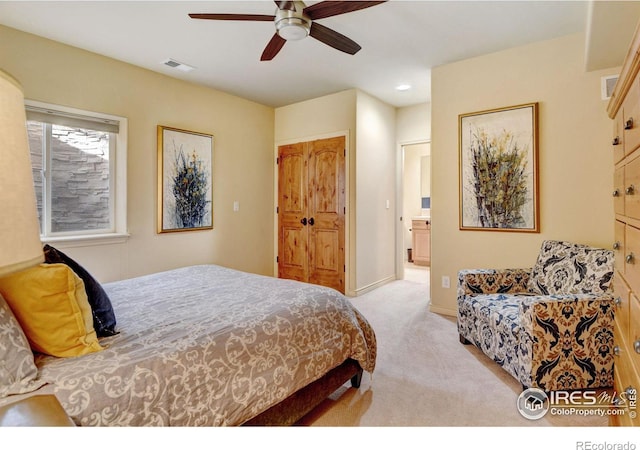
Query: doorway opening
400,141,430,285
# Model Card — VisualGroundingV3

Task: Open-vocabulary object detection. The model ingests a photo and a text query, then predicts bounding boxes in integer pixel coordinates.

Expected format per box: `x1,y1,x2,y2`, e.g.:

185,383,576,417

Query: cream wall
274,89,357,293
430,32,618,316
397,103,431,143
1,25,275,282
274,89,396,295
355,92,397,293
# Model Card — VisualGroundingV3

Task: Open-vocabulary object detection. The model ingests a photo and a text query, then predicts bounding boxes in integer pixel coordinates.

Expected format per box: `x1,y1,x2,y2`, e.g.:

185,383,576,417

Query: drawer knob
614,345,621,356
626,117,634,130
635,340,640,354
626,185,635,195
625,386,636,397
626,253,635,264
614,241,621,250
613,189,620,197
615,296,622,306
613,136,621,146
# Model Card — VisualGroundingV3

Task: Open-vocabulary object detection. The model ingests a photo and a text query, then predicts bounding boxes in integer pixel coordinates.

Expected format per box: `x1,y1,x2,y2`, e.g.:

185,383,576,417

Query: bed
15,264,376,426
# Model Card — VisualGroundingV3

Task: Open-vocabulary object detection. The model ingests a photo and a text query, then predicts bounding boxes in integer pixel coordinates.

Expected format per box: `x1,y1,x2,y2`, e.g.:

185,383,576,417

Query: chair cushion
528,240,614,296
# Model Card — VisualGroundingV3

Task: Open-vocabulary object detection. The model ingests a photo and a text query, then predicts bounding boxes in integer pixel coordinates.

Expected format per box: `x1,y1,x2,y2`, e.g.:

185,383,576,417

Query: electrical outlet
442,276,450,289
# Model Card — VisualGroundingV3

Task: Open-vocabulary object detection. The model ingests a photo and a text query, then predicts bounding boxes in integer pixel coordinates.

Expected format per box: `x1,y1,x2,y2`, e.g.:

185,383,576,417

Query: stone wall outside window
28,122,111,233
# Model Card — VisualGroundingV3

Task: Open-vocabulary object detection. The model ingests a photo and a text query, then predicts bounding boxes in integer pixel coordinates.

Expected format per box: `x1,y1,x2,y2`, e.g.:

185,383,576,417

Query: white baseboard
353,275,396,296
428,303,456,317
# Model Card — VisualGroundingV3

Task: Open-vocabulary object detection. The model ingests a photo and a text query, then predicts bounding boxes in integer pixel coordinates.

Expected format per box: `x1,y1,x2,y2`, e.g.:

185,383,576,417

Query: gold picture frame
157,125,214,233
458,103,539,232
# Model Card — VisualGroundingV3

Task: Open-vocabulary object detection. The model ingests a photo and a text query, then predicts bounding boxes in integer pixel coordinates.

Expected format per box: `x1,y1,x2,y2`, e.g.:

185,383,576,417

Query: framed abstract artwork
458,103,539,232
157,125,213,233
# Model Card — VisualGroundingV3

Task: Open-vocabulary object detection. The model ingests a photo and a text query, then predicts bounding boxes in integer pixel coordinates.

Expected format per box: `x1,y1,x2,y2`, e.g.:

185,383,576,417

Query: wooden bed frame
243,358,363,426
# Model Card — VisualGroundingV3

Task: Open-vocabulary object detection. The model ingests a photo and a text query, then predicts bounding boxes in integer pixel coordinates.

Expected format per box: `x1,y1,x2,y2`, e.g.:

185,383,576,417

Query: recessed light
396,84,411,91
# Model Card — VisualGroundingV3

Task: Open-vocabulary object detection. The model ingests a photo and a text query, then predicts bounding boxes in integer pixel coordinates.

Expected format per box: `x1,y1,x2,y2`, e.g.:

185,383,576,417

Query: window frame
25,100,128,246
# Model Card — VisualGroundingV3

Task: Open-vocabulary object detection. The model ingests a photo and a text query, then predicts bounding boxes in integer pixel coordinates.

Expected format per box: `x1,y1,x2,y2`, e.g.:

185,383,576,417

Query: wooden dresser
608,21,640,427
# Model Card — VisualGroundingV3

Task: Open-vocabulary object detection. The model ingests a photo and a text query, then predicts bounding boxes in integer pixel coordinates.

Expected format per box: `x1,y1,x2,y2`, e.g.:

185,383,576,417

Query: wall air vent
601,75,619,100
162,58,195,73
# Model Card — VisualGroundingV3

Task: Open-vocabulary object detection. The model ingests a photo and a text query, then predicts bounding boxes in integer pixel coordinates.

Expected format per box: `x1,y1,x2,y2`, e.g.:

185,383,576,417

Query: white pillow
0,292,46,397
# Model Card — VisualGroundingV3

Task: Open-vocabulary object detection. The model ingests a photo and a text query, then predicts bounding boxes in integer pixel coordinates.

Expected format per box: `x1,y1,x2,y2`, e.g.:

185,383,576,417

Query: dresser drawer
629,293,640,376
613,365,638,426
614,273,631,342
625,156,640,220
615,167,625,216
615,221,626,275
624,224,640,293
613,324,640,426
614,111,625,164
624,76,640,156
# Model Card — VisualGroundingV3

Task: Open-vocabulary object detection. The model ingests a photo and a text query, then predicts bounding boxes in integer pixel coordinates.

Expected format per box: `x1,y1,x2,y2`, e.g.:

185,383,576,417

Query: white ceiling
0,0,638,108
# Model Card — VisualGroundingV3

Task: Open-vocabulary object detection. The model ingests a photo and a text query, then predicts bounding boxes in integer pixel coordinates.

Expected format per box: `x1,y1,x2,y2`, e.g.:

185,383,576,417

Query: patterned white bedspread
34,265,376,426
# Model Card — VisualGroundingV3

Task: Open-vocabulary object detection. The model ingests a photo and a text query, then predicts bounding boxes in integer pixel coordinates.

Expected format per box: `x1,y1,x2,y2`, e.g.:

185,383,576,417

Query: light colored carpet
299,277,608,427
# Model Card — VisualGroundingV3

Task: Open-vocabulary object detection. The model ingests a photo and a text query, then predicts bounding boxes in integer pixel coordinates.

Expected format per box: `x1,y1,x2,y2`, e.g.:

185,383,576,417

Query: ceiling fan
189,1,387,61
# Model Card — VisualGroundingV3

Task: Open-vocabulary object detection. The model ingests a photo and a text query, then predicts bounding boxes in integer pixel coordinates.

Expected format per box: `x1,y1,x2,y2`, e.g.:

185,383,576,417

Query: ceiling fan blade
304,1,387,20
309,22,361,55
188,13,275,22
261,33,287,61
274,1,296,11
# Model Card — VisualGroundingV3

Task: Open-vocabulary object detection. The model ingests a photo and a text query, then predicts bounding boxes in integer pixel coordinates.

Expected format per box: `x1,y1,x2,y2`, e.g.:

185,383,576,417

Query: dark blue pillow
43,245,118,337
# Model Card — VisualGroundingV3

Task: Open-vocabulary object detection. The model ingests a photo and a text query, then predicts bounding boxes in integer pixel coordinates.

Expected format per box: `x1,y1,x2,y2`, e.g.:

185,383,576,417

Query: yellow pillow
0,263,103,357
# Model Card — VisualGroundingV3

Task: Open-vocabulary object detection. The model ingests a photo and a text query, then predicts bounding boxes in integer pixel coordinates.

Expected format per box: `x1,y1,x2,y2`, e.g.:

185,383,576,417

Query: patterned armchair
457,240,615,391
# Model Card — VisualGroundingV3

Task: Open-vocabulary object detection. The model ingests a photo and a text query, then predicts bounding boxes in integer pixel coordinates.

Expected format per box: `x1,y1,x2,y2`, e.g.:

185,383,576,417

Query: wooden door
307,136,345,292
278,136,345,292
278,142,308,283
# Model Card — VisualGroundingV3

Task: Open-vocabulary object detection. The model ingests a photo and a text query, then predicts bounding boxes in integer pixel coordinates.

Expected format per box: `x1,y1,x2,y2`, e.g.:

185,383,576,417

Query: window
25,101,127,244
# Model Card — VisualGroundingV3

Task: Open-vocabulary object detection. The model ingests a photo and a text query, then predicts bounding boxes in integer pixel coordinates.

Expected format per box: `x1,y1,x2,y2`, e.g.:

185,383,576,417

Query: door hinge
344,265,346,273
276,256,279,263
276,157,279,164
276,206,279,214
344,148,346,157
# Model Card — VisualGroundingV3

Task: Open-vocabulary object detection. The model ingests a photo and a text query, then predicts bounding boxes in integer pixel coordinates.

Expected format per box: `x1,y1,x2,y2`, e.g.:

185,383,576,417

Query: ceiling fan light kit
275,8,311,41
189,0,387,61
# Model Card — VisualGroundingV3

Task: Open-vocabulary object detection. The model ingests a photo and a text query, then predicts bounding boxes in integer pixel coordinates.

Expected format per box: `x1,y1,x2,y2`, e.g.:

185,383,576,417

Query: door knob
301,217,307,226
309,217,315,226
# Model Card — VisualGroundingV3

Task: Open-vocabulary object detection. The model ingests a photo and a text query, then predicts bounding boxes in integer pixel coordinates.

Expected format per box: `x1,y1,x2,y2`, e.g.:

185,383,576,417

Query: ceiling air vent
162,58,195,73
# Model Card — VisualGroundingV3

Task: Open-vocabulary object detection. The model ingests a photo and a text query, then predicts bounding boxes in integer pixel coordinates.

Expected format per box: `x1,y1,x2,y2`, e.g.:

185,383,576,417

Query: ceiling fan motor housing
275,5,311,41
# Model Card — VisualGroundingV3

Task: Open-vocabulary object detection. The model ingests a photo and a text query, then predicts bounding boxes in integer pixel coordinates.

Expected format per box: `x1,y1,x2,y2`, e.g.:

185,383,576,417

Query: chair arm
457,268,531,297
518,293,615,390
